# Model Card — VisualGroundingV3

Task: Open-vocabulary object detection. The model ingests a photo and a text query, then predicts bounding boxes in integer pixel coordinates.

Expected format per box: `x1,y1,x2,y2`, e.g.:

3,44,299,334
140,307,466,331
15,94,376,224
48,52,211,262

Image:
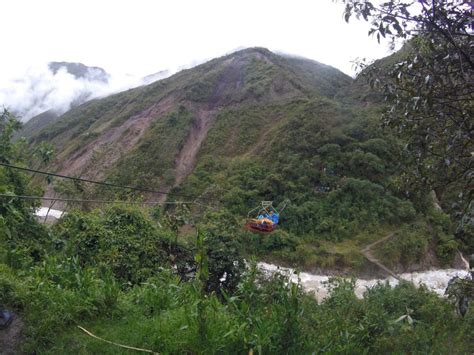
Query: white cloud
0,0,393,77
0,0,397,121
0,63,171,121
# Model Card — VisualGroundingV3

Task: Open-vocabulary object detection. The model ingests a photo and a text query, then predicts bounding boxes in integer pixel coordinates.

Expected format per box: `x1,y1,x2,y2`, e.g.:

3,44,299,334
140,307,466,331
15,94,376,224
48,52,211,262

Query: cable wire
0,162,211,201
0,193,215,209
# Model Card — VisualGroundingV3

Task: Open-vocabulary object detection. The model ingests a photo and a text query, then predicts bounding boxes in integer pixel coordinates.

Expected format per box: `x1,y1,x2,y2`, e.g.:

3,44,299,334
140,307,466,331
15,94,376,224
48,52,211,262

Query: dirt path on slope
0,313,25,354
173,107,216,186
361,233,401,281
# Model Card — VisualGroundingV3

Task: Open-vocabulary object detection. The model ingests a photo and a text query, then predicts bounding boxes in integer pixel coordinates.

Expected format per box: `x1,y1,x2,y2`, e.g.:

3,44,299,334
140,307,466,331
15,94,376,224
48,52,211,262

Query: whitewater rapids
258,262,469,302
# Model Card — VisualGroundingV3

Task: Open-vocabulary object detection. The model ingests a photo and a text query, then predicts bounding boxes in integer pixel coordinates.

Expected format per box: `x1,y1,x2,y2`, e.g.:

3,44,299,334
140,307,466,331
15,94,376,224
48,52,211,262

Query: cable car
245,200,287,234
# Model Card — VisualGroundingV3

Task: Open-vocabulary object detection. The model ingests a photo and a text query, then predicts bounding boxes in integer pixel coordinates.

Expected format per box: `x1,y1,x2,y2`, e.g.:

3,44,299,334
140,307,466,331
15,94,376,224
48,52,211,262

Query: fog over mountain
0,62,170,122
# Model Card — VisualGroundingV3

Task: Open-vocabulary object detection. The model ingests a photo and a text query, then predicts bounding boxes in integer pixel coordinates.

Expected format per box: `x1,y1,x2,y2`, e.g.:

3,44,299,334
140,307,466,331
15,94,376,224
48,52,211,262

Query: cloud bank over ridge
0,62,169,122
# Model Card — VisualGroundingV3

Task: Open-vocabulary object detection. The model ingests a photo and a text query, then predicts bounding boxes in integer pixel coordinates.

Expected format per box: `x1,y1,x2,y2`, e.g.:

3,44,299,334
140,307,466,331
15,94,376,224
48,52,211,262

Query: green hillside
24,47,460,272
2,47,471,353
13,109,60,141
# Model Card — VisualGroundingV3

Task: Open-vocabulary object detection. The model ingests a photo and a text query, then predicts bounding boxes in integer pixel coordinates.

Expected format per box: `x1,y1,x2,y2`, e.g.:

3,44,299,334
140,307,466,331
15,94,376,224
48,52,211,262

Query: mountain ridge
28,47,352,186
48,61,110,82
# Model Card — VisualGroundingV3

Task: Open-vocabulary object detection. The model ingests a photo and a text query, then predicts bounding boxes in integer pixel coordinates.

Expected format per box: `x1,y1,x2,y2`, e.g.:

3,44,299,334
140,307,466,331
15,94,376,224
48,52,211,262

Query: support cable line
0,162,214,202
0,193,215,209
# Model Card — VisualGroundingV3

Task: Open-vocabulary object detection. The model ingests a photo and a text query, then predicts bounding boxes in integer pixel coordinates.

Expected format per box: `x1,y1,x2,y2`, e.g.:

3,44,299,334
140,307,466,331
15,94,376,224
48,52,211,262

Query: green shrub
0,264,27,308
375,223,429,268
436,234,459,265
20,257,120,350
53,206,179,284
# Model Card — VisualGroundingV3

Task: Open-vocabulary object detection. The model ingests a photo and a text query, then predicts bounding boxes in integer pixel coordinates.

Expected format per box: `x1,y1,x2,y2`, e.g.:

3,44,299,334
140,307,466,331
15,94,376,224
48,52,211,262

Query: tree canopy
340,0,473,246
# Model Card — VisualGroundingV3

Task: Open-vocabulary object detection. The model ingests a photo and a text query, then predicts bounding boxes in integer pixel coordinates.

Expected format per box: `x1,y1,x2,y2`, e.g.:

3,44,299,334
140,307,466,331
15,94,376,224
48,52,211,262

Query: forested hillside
1,106,472,352
23,47,465,271
1,0,472,352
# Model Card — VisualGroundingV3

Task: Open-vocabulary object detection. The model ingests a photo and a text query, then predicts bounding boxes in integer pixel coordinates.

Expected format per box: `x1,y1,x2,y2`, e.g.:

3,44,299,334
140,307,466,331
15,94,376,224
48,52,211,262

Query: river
258,262,470,302
33,208,470,302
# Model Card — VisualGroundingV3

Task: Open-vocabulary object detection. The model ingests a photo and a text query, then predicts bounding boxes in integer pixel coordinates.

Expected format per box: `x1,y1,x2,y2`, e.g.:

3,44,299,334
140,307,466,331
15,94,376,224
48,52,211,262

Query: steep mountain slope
14,109,59,140
282,55,352,97
16,64,172,141
26,47,459,272
29,48,351,185
12,61,112,141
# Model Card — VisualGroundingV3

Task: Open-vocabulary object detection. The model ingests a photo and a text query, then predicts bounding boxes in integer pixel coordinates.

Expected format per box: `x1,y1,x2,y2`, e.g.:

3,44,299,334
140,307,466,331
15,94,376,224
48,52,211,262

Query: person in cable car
247,210,279,233
257,211,279,225
269,211,279,224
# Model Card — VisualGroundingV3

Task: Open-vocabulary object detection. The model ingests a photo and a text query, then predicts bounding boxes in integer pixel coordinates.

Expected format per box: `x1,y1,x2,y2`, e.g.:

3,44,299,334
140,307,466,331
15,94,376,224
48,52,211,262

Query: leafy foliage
52,206,176,284
0,109,48,266
341,0,473,250
5,261,472,353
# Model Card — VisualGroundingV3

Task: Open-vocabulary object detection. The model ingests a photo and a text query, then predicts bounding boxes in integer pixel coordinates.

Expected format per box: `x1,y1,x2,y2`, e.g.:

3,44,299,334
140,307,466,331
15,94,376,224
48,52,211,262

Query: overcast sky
1,0,397,120
1,0,394,78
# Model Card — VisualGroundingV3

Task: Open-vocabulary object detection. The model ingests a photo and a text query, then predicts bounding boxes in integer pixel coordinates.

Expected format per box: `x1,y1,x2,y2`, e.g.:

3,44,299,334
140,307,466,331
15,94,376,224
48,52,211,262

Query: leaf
344,12,351,22
393,22,403,34
223,330,235,338
4,225,11,239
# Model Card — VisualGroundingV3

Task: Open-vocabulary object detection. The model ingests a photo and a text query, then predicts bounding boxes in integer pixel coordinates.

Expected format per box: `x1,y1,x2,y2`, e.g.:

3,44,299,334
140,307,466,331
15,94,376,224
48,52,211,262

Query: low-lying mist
0,62,170,122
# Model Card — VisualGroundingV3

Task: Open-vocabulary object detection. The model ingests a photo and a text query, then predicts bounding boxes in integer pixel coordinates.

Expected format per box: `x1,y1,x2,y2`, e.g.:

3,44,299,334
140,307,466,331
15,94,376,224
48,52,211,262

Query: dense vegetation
341,0,473,253
3,11,472,349
18,46,466,272
2,110,472,353
175,96,458,270
4,257,473,354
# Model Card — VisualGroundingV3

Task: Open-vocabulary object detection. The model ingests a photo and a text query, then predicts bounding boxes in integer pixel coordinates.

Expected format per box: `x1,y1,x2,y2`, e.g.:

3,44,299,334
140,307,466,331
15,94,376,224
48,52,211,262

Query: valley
1,41,472,353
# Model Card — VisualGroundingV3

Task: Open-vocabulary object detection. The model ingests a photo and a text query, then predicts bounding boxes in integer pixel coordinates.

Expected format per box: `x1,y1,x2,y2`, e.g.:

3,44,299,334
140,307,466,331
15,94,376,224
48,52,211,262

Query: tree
0,109,47,262
340,0,472,240
0,109,22,164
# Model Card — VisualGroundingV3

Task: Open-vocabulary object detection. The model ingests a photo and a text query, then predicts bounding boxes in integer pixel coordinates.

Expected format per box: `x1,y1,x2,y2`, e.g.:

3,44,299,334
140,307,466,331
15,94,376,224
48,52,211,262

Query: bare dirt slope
174,106,216,186
58,94,177,180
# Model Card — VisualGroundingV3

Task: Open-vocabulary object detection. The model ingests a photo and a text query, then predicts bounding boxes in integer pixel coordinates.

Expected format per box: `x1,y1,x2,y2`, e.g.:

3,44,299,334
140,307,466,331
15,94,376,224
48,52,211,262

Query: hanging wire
0,162,215,202
2,194,217,228
0,193,217,210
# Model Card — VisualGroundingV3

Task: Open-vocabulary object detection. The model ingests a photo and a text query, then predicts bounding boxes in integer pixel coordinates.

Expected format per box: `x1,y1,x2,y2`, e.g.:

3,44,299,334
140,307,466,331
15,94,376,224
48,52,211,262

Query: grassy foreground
2,260,473,354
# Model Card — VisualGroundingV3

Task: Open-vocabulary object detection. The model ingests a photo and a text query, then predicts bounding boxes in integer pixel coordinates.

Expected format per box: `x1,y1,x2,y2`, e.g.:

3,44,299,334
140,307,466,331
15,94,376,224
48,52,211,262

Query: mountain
15,64,173,140
8,61,114,141
25,47,458,273
29,47,352,185
3,61,113,123
48,61,110,83
14,109,59,140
